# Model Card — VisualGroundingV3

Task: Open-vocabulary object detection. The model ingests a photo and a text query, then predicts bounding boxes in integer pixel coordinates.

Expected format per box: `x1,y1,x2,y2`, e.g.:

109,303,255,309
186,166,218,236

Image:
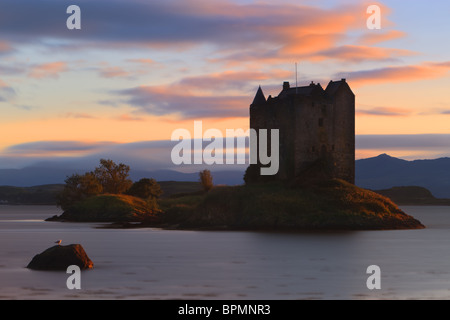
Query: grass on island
54,194,160,223
158,179,425,231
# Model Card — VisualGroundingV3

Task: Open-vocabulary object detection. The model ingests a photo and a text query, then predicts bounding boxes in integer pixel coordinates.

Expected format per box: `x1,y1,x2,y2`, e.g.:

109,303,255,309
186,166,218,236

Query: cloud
178,70,292,92
96,60,159,79
358,30,407,46
0,80,16,102
98,66,131,78
336,61,450,87
357,134,450,151
115,69,293,119
0,140,178,171
314,45,413,63
0,0,409,65
127,59,155,65
118,85,249,119
13,105,35,111
3,141,115,157
3,135,450,172
28,61,68,79
63,112,97,119
0,64,24,75
0,41,14,54
357,106,413,117
117,114,145,122
97,99,122,108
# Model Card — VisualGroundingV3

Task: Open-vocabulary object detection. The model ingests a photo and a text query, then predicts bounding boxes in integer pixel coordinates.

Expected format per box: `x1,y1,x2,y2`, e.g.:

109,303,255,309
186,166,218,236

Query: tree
94,159,133,194
127,178,163,200
57,172,102,210
199,169,213,192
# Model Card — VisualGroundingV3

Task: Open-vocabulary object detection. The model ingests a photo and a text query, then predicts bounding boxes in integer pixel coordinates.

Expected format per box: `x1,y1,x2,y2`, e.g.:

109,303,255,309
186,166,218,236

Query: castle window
332,145,335,151
312,146,316,152
318,118,324,127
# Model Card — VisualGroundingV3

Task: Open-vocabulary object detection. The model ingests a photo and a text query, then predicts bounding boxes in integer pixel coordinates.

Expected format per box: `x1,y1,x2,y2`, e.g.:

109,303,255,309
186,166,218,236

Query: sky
0,0,450,171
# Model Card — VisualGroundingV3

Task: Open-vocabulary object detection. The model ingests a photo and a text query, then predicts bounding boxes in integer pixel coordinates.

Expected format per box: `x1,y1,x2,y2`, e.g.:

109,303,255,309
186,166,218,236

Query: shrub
199,169,213,192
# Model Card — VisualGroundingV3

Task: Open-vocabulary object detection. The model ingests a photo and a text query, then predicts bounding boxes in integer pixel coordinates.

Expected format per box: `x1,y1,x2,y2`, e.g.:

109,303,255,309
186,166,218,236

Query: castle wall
248,80,355,184
330,85,355,184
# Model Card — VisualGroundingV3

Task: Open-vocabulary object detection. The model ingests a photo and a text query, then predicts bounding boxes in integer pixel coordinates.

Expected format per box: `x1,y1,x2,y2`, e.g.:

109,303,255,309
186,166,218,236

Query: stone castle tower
247,79,355,184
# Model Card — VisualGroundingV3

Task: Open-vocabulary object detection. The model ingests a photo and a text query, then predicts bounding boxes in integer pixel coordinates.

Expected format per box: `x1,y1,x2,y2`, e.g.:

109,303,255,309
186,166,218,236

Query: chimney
283,81,290,91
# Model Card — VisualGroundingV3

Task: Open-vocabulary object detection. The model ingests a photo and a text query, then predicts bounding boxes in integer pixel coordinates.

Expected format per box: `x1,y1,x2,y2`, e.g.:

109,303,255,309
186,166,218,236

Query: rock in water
26,244,94,271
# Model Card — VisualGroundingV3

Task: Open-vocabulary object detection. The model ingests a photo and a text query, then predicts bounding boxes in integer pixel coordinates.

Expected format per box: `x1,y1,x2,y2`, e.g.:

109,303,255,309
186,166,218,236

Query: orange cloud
358,30,407,46
280,33,343,56
28,61,68,79
338,61,450,87
207,2,410,65
314,45,414,62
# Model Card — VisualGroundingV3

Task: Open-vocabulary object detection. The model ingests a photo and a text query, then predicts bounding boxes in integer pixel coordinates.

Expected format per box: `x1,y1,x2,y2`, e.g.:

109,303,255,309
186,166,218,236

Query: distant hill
374,186,450,206
0,181,202,205
2,153,450,199
0,184,63,205
0,167,245,187
356,154,450,198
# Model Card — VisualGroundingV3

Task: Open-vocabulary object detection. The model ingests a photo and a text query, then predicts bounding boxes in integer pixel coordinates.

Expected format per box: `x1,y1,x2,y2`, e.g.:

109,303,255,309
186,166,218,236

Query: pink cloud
28,61,68,79
127,58,155,65
0,41,13,53
98,66,130,78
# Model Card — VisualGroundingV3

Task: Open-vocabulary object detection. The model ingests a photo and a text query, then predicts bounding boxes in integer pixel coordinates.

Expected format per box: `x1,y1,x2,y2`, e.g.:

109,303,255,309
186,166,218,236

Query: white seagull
55,240,62,245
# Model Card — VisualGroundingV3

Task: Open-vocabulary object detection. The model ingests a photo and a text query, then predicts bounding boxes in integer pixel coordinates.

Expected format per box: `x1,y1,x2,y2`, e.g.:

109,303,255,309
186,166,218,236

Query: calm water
1,205,450,300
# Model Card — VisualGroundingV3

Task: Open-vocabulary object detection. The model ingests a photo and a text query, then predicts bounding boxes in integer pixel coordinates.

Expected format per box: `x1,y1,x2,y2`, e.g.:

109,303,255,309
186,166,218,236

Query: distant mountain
0,182,202,205
2,153,450,198
0,167,87,187
356,154,450,198
129,169,244,186
0,167,245,187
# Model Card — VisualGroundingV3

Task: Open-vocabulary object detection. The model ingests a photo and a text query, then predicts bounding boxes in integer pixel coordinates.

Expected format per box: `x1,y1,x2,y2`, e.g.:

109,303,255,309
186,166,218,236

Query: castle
247,79,355,184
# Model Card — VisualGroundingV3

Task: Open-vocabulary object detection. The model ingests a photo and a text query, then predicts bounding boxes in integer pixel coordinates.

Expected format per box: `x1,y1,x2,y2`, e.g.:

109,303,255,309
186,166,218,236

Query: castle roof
252,79,353,106
285,85,322,96
325,79,354,96
252,86,266,105
278,82,324,98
